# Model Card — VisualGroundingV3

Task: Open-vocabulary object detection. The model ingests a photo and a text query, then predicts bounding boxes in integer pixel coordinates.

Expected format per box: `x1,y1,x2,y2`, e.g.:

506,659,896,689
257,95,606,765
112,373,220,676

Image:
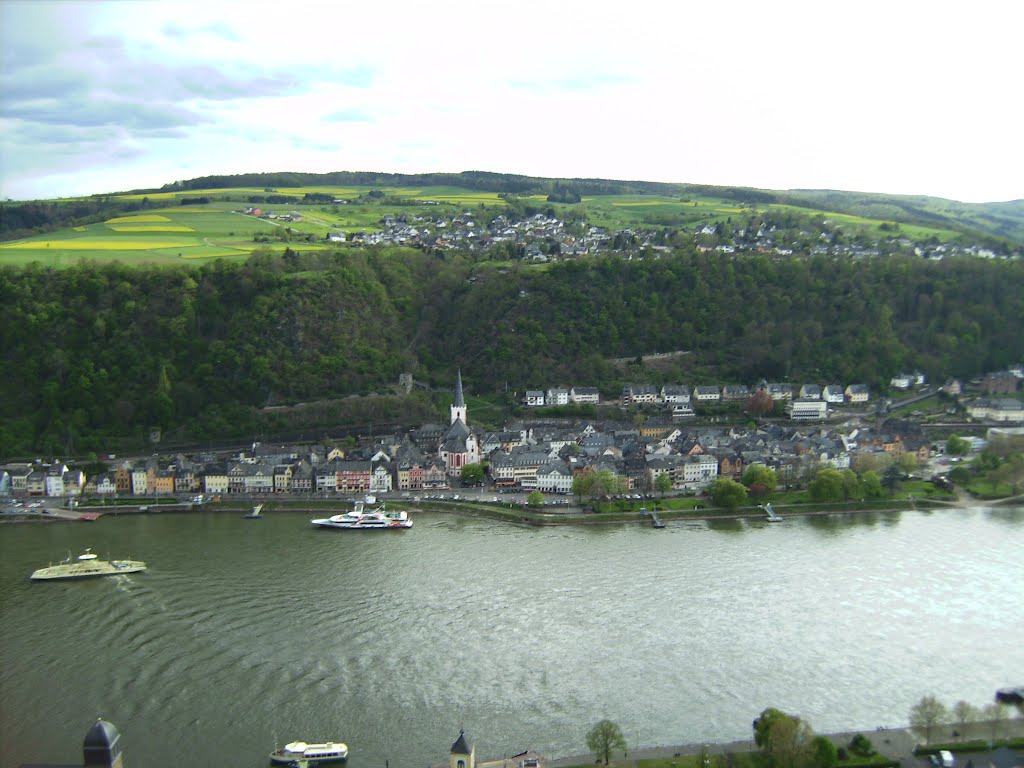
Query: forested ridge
2,249,1023,456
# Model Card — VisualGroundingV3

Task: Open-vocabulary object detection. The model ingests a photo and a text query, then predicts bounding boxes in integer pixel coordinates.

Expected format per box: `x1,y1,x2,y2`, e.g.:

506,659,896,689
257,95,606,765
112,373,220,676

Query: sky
1,0,1022,203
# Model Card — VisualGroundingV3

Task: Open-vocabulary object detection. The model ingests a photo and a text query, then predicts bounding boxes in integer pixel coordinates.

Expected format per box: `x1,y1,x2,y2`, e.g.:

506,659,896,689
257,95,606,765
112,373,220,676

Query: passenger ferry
270,740,348,765
311,499,412,530
30,549,147,580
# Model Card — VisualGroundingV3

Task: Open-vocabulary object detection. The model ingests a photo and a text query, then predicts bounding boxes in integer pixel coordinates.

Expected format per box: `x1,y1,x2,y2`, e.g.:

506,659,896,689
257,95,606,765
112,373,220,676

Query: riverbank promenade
545,720,1024,768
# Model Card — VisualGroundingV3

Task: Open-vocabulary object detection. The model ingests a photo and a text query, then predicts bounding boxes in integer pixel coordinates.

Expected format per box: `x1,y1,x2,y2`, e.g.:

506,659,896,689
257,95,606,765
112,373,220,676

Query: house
765,383,793,401
822,385,845,404
422,458,449,489
661,384,691,404
845,384,870,403
942,379,962,396
722,384,750,401
202,464,230,495
93,472,116,495
672,404,696,419
682,454,719,488
45,464,66,497
130,466,148,495
524,390,546,407
274,464,293,493
622,384,659,405
534,462,574,494
315,462,340,493
983,372,1020,394
570,386,600,404
546,387,570,406
290,461,313,493
799,384,822,400
27,469,46,496
336,460,373,492
639,417,674,439
8,464,32,494
694,385,721,402
244,463,274,494
890,373,914,390
153,468,176,495
967,399,1024,422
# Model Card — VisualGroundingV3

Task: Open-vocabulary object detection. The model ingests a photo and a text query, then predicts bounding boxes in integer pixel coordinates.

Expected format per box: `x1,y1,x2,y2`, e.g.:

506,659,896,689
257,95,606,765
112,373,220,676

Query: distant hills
3,170,1022,249
154,170,1024,246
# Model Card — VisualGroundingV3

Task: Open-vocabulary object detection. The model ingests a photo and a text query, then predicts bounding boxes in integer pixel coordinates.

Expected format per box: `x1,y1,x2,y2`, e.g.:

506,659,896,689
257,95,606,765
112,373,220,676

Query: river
1,506,1021,768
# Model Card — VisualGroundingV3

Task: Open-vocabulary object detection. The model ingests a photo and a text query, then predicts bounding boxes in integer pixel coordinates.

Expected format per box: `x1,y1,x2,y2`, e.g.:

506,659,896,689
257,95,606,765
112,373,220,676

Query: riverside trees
586,719,626,766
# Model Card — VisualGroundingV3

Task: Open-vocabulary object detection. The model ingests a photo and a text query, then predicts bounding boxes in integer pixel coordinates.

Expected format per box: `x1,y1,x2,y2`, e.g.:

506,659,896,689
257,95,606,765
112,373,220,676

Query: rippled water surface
1,507,1022,768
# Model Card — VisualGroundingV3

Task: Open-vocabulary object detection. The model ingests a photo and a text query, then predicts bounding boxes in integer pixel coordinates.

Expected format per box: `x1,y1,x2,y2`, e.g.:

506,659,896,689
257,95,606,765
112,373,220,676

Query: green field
0,207,285,266
0,180,997,268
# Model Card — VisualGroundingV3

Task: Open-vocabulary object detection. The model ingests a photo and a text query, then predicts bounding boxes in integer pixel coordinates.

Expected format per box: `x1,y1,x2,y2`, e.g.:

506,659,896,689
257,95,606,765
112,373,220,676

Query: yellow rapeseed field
108,225,195,232
0,239,193,250
104,214,172,224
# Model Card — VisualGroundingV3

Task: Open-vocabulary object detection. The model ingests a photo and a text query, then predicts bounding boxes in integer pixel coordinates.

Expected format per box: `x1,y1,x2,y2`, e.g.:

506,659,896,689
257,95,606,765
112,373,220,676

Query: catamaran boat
311,499,412,530
270,740,348,765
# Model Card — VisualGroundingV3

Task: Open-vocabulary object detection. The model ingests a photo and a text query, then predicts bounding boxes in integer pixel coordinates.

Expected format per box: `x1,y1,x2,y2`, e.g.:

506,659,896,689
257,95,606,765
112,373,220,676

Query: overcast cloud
1,0,1022,202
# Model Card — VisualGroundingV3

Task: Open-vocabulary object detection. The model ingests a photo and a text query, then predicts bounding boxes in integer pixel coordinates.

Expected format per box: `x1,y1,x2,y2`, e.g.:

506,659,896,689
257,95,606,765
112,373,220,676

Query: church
438,369,481,477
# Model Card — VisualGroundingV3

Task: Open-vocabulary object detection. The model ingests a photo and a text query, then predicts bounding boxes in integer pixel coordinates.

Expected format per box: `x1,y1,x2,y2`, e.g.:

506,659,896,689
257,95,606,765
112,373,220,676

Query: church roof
451,730,471,754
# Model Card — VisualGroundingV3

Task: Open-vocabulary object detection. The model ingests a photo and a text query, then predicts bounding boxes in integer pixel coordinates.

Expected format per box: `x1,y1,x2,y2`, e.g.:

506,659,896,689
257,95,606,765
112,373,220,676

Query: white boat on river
270,740,348,765
311,500,412,530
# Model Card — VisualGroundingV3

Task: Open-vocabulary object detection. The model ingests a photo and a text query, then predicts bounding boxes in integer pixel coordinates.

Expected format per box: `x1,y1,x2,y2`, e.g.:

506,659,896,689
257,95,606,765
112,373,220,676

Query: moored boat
30,549,147,580
311,500,412,530
270,740,348,765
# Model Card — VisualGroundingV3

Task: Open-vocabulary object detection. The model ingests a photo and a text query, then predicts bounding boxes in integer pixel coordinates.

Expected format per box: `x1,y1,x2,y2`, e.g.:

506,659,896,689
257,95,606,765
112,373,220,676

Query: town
3,365,1022,507
242,203,1017,262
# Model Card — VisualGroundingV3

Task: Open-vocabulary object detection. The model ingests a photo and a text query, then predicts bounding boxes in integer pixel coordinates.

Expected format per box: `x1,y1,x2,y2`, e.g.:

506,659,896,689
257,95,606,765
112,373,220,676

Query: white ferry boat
270,740,348,765
30,549,147,580
311,500,412,530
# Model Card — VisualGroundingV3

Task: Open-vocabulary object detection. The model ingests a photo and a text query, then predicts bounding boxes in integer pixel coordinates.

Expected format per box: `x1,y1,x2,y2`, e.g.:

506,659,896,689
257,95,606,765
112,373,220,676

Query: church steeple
450,368,467,425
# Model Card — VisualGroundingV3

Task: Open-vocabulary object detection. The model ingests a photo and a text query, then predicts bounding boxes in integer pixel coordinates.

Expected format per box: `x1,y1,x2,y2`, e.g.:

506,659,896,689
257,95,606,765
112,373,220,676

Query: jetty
641,507,666,528
760,503,783,522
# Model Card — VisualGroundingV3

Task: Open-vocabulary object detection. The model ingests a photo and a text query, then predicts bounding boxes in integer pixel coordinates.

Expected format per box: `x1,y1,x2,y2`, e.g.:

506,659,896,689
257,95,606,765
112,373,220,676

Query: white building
682,454,719,488
570,386,600,404
546,388,570,406
694,385,721,402
822,385,845,404
535,463,574,494
788,399,828,421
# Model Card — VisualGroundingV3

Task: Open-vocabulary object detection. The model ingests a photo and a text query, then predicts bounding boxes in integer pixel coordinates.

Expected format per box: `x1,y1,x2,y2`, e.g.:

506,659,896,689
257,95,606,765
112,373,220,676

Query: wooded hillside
2,249,1022,456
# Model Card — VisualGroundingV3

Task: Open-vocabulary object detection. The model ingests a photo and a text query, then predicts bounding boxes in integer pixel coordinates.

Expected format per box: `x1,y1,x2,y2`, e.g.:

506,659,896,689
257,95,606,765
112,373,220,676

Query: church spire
454,368,465,407
450,368,467,425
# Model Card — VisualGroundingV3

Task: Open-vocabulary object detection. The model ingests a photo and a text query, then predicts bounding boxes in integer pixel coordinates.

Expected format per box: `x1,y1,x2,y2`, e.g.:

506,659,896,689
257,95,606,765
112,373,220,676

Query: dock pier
641,507,666,528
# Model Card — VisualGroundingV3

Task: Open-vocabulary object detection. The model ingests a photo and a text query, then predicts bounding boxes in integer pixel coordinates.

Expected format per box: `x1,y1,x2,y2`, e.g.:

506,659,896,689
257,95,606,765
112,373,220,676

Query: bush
849,735,875,757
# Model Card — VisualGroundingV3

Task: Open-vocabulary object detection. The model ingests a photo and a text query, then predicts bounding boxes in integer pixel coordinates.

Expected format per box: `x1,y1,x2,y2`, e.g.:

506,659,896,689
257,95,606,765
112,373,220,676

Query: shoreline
3,492,1015,526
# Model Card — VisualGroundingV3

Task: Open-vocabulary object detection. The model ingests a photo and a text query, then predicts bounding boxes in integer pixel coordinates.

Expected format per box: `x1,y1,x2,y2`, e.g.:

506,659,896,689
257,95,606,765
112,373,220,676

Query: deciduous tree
910,695,948,744
710,477,748,508
586,719,626,766
742,463,777,492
